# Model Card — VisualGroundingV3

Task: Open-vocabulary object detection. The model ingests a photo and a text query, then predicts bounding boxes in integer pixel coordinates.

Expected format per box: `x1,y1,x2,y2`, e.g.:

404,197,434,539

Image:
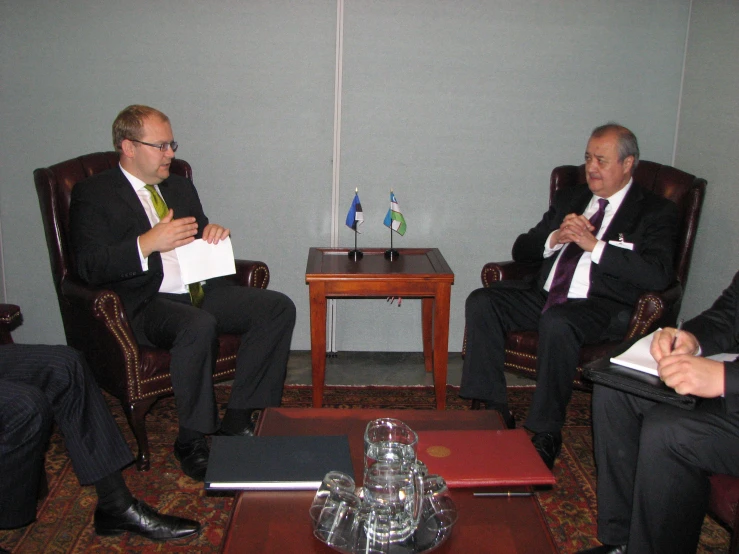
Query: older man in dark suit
579,272,739,554
69,105,296,481
460,123,678,468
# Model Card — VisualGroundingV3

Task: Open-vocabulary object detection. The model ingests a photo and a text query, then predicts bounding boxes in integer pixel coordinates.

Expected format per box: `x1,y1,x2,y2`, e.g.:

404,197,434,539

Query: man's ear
622,155,635,176
120,139,136,159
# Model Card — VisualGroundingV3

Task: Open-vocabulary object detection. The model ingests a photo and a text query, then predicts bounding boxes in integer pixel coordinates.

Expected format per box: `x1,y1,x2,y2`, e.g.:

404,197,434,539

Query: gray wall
674,0,739,318
2,0,730,353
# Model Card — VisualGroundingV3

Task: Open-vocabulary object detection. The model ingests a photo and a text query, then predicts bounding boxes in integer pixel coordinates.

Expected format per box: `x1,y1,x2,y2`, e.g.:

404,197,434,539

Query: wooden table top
220,408,557,554
305,247,454,281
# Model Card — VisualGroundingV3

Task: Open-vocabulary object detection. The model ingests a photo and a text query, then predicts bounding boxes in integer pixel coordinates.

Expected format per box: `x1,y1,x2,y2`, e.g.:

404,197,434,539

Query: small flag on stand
383,191,407,235
345,190,364,232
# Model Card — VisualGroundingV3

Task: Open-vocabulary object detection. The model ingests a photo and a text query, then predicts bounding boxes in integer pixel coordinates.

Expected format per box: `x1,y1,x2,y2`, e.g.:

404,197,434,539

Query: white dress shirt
543,180,632,299
120,165,189,294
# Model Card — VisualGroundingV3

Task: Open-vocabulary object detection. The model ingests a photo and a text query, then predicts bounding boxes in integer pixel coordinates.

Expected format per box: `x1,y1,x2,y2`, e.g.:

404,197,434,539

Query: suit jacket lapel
601,183,645,242
111,167,154,231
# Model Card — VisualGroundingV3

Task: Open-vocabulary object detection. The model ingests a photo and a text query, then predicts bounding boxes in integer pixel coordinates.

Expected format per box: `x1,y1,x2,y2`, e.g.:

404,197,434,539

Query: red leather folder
416,429,555,487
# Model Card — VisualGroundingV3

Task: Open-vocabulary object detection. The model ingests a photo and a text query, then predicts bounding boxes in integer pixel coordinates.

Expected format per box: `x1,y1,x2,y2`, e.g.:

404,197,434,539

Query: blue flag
345,192,364,232
383,192,407,235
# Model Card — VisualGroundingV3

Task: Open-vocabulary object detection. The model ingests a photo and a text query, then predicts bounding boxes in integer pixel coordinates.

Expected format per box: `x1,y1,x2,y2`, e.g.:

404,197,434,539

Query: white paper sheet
611,330,738,376
175,237,236,285
610,330,660,376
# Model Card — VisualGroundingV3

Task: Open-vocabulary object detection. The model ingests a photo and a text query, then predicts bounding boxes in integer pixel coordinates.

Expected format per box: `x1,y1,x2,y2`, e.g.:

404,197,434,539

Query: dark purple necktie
542,198,609,312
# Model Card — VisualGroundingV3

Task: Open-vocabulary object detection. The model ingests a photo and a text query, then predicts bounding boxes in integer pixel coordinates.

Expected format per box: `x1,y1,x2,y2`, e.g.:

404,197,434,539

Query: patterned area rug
0,385,731,553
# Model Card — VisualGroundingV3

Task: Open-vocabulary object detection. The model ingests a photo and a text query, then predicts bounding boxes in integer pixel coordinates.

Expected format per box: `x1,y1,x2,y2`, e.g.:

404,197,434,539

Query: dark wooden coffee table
305,247,454,409
220,408,557,553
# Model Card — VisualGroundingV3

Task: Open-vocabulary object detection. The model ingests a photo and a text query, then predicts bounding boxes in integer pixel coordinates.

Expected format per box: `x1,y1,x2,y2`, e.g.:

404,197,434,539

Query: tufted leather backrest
33,152,192,293
549,160,706,289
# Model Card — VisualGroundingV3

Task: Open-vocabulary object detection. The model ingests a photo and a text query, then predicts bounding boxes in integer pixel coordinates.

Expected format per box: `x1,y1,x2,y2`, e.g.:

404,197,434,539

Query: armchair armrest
624,282,683,340
58,277,140,397
0,303,22,344
481,260,542,287
230,259,270,289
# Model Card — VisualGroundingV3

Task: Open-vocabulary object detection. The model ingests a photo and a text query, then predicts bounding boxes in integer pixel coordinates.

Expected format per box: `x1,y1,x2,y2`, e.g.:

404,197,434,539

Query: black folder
582,338,697,410
205,435,354,490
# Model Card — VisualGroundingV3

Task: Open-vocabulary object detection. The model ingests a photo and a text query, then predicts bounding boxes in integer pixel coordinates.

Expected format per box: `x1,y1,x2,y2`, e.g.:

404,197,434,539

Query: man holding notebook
580,271,739,554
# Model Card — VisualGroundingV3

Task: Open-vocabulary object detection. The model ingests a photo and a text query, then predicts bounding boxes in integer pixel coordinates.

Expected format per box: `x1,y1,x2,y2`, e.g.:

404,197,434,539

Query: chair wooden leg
122,398,157,471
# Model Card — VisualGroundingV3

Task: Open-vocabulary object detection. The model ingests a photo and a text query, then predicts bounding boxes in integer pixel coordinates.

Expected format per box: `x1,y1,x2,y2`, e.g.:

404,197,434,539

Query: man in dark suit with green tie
69,105,296,481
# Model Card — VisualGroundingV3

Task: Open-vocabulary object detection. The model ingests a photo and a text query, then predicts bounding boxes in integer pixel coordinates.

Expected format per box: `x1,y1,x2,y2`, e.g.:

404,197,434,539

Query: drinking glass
420,474,458,531
313,489,363,552
310,471,357,525
357,504,392,554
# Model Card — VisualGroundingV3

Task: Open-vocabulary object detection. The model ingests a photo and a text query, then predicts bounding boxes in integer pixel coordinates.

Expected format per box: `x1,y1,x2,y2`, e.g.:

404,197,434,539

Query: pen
671,318,684,352
472,492,534,497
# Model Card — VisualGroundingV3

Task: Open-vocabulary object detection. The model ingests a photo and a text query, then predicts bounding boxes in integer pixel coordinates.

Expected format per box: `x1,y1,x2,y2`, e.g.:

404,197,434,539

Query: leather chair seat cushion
709,474,739,530
504,331,621,367
137,334,240,384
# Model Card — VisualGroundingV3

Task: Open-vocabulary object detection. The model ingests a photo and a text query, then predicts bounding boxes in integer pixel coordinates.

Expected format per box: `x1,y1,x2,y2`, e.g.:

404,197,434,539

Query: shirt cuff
137,237,148,271
590,240,606,263
543,231,563,257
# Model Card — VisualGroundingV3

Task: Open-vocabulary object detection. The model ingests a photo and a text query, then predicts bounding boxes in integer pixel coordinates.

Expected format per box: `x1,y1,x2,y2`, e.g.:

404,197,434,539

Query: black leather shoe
531,431,562,470
576,544,627,554
94,499,201,541
217,418,256,436
174,437,210,481
218,409,259,436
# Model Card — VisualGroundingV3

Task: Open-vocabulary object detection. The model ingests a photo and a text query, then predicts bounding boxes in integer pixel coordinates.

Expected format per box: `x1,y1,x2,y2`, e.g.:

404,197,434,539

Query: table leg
432,285,452,410
308,283,327,408
422,298,433,373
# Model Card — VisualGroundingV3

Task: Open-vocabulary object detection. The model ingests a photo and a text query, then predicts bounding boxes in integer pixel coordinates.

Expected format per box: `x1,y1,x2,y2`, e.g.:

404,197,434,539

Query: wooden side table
305,248,454,409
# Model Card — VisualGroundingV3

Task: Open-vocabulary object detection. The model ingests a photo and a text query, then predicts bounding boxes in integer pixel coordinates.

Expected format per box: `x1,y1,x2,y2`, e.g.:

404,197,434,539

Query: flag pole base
347,250,364,261
384,249,400,261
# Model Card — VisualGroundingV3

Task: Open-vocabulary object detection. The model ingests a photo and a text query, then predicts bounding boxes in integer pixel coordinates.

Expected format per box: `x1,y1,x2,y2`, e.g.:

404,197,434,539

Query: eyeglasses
129,139,179,153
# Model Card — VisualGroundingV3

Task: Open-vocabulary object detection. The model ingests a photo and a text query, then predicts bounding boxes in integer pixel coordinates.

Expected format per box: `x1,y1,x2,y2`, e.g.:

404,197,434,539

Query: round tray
315,510,454,554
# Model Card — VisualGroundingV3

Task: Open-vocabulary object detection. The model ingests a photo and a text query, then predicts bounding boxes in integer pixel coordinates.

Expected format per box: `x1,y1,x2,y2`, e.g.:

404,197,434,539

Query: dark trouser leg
0,345,133,483
134,296,220,434
591,385,645,546
0,345,135,527
460,283,545,410
203,285,296,409
525,299,624,433
0,381,52,528
628,402,739,553
592,385,739,553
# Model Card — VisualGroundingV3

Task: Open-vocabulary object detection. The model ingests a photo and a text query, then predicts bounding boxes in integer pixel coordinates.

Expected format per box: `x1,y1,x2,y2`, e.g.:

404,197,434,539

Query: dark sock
178,427,205,444
94,471,135,515
220,408,256,432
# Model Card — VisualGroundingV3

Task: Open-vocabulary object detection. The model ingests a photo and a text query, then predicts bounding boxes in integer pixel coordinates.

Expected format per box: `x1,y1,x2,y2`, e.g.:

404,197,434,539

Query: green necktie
144,185,205,308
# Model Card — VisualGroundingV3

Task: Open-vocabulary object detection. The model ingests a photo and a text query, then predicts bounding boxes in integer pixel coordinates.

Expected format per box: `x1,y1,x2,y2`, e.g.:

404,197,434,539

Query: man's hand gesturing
139,209,198,257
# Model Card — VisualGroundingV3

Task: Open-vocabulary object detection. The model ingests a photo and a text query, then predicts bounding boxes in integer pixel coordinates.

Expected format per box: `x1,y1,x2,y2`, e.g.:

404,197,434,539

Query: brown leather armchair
466,160,706,389
33,152,270,470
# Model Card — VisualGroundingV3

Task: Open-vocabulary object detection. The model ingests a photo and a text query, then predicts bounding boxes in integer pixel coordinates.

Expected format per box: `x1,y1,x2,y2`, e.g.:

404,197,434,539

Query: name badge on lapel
608,233,634,250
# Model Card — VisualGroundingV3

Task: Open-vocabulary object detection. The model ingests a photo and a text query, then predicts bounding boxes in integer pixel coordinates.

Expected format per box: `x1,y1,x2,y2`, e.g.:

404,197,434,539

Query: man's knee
639,406,683,459
465,287,498,319
276,293,296,325
0,387,53,444
180,310,219,345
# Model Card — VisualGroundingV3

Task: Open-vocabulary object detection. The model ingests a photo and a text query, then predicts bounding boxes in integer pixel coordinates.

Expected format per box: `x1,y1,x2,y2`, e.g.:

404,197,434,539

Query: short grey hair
591,122,640,170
